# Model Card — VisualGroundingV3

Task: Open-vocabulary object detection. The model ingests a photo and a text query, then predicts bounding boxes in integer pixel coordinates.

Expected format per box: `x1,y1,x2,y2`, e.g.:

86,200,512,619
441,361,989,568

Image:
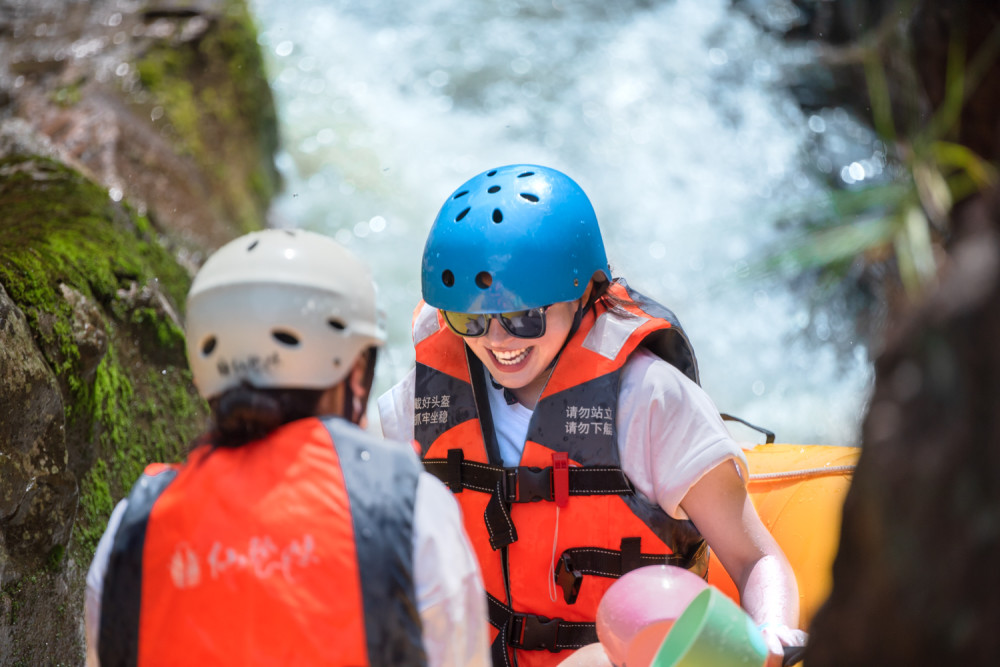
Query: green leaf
763,216,898,274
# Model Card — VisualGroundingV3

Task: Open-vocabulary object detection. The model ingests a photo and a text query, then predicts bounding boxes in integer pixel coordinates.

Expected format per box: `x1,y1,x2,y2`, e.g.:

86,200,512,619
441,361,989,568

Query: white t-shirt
378,347,747,520
85,471,489,667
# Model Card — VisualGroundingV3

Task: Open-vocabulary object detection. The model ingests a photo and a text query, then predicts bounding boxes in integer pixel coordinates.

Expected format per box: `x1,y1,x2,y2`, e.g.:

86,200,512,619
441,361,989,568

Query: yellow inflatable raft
707,442,860,630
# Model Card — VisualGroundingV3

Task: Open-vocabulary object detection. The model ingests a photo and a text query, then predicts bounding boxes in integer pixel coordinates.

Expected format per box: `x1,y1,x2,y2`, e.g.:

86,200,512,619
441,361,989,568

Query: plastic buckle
552,452,569,507
502,468,518,503
514,466,553,503
512,613,560,652
554,552,583,604
446,448,464,493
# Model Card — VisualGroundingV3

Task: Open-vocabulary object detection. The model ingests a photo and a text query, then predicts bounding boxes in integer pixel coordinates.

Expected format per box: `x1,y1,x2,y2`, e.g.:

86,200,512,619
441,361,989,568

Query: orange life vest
98,416,426,667
413,282,707,667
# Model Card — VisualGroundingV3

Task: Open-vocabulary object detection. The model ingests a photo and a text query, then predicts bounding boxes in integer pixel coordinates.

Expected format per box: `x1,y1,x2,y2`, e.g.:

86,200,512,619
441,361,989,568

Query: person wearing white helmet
84,229,489,667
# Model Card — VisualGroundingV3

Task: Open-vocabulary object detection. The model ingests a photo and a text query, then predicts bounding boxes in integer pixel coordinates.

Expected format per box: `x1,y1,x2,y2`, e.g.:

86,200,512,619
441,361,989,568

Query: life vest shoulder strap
595,281,701,384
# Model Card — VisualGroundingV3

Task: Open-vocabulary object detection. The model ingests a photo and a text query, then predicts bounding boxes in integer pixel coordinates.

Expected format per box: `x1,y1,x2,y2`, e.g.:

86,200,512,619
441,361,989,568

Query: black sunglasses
441,306,550,339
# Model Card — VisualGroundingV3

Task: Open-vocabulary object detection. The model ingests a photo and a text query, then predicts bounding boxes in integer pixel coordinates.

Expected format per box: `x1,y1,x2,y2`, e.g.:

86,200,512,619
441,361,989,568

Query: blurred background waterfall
247,0,888,446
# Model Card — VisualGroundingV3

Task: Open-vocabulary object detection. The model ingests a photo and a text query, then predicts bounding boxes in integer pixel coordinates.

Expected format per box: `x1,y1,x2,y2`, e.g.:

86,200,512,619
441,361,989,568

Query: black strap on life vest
487,593,598,665
423,452,634,500
423,449,635,549
554,537,710,604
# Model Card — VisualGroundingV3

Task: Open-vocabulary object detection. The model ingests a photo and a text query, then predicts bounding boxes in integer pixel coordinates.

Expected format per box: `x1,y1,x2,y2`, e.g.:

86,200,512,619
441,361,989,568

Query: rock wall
0,0,280,663
802,0,1000,663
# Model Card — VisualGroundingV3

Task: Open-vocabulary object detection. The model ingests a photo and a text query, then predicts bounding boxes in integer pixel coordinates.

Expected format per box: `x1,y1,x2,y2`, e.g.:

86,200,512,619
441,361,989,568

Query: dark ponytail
204,383,324,450
594,276,632,314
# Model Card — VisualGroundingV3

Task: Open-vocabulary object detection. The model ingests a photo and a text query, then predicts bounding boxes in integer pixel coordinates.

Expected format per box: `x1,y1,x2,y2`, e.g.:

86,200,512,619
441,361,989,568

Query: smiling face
462,297,582,408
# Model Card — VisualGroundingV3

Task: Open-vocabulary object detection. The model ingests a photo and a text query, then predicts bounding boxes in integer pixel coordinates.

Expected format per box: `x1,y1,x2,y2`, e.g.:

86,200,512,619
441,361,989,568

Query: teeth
493,348,529,365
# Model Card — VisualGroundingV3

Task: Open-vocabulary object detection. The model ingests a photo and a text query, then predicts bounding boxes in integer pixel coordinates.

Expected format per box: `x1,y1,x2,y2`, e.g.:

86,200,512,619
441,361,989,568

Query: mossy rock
130,0,281,243
0,0,279,660
0,155,209,664
4,0,280,254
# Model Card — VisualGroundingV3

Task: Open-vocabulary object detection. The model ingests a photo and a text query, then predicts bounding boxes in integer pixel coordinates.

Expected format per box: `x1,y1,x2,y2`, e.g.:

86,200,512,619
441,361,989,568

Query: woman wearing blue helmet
379,165,805,666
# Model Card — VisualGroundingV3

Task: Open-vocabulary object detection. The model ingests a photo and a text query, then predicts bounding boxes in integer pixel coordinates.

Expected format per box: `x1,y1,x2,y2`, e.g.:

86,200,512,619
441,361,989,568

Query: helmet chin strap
547,292,591,371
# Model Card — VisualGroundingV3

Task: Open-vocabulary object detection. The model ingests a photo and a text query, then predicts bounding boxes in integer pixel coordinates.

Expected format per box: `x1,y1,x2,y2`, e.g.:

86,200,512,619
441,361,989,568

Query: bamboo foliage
766,11,1000,302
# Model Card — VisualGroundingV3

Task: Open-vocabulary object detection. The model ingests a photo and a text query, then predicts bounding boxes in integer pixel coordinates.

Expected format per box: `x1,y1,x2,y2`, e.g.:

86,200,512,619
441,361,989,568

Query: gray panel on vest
321,417,427,667
528,372,622,465
413,362,479,452
99,468,179,667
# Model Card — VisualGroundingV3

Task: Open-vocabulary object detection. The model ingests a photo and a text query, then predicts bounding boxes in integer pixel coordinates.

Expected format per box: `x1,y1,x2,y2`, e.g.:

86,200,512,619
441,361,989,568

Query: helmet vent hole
475,272,492,289
272,330,300,347
517,171,534,178
455,207,470,222
246,240,259,251
201,336,217,356
492,209,503,223
442,270,455,287
519,193,539,202
487,170,497,176
328,318,346,331
487,185,501,193
453,190,469,199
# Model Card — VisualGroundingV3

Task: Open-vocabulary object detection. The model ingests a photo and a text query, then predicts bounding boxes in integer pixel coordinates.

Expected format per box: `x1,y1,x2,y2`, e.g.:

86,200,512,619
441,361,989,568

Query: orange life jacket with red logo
98,416,425,667
413,282,707,667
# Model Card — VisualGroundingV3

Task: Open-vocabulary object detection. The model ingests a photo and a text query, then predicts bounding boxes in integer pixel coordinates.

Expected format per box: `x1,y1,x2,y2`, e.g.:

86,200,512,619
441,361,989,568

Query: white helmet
185,229,386,401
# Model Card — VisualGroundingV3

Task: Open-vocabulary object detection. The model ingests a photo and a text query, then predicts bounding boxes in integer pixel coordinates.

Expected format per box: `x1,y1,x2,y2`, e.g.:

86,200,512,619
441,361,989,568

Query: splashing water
248,0,877,446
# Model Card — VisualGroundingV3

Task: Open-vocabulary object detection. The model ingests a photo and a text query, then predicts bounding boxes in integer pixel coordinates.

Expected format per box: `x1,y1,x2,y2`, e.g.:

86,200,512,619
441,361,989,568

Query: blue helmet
421,164,611,313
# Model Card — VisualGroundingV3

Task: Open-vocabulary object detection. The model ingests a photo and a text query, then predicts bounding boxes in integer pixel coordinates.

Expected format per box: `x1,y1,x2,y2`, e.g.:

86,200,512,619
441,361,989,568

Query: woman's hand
760,622,808,665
